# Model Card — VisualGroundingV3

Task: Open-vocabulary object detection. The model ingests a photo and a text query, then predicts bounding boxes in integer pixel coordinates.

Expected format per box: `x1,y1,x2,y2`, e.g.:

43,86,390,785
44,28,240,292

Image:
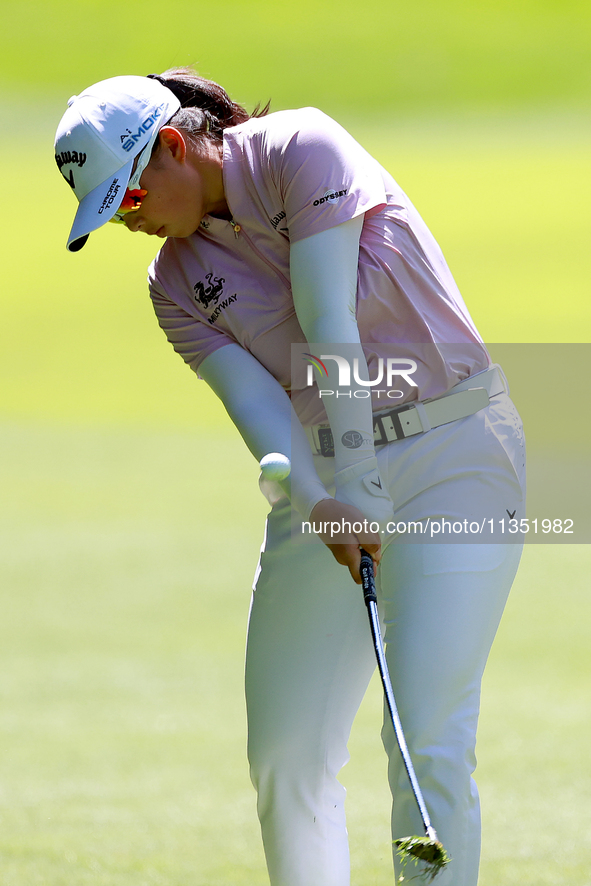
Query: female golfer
55,69,525,885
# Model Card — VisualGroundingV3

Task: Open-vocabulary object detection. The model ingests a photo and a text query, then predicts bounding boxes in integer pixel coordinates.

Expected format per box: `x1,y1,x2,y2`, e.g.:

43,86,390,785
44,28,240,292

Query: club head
394,835,451,882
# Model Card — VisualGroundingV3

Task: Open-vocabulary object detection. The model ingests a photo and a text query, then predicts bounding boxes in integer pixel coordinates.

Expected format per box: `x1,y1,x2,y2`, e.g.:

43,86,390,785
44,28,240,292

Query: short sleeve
266,109,387,242
149,273,235,374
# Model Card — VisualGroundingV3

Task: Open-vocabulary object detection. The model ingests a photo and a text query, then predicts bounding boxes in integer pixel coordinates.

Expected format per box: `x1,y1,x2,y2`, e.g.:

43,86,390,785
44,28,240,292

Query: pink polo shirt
148,108,489,427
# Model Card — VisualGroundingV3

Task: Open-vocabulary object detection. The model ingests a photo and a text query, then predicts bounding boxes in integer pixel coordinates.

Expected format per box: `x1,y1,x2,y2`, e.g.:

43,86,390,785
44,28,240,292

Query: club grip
359,549,377,605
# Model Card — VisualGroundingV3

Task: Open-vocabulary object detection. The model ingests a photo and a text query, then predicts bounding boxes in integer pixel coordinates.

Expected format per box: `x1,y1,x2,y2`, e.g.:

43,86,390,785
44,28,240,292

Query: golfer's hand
310,498,381,584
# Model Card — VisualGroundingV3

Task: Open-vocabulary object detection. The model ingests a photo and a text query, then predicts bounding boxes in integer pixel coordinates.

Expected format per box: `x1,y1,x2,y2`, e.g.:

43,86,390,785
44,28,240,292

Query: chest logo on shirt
193,273,226,309
312,188,348,207
193,273,238,325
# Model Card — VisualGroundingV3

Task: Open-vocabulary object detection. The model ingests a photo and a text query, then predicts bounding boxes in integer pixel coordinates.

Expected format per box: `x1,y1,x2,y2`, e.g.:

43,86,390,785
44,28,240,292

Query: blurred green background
1,1,590,884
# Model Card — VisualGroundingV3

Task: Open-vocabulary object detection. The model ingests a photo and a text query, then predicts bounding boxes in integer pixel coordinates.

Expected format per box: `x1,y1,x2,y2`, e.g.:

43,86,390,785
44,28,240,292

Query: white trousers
246,394,525,885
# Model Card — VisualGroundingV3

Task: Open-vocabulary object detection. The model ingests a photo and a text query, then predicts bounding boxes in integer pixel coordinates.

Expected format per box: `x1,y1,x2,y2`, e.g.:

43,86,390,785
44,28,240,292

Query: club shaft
360,552,437,841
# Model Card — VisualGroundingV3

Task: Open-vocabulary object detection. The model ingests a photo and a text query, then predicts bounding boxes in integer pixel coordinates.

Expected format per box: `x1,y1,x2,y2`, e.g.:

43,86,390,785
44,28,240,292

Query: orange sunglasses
110,188,148,224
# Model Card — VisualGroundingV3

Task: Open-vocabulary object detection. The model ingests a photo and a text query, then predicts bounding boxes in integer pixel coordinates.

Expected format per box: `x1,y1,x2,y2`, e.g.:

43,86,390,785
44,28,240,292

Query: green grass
477,544,591,885
3,0,591,116
360,116,591,343
1,423,590,885
0,424,269,885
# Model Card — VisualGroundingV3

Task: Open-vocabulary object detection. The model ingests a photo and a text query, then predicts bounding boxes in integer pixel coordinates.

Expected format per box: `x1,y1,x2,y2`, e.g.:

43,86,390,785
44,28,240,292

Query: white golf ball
259,453,291,481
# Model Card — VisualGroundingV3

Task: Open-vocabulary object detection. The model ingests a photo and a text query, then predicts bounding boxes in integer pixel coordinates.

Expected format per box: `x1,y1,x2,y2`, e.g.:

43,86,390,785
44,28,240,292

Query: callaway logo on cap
54,75,181,252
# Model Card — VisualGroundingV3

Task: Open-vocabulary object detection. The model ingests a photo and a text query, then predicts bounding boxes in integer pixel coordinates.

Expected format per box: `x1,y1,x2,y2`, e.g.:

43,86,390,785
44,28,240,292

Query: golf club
359,549,451,882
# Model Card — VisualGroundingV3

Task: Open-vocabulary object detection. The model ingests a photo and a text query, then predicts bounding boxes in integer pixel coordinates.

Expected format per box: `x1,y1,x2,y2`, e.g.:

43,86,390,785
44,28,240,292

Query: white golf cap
55,75,181,251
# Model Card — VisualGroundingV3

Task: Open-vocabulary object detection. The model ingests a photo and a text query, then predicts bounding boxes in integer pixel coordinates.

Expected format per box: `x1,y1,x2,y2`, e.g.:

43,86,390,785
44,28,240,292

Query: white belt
305,364,508,458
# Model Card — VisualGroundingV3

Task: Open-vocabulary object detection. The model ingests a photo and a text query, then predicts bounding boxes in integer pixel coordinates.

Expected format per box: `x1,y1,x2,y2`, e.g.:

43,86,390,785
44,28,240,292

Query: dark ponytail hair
147,67,269,144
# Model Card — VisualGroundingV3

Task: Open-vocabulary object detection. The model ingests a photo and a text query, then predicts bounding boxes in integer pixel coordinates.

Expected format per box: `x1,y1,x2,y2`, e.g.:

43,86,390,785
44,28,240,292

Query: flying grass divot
394,835,451,882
